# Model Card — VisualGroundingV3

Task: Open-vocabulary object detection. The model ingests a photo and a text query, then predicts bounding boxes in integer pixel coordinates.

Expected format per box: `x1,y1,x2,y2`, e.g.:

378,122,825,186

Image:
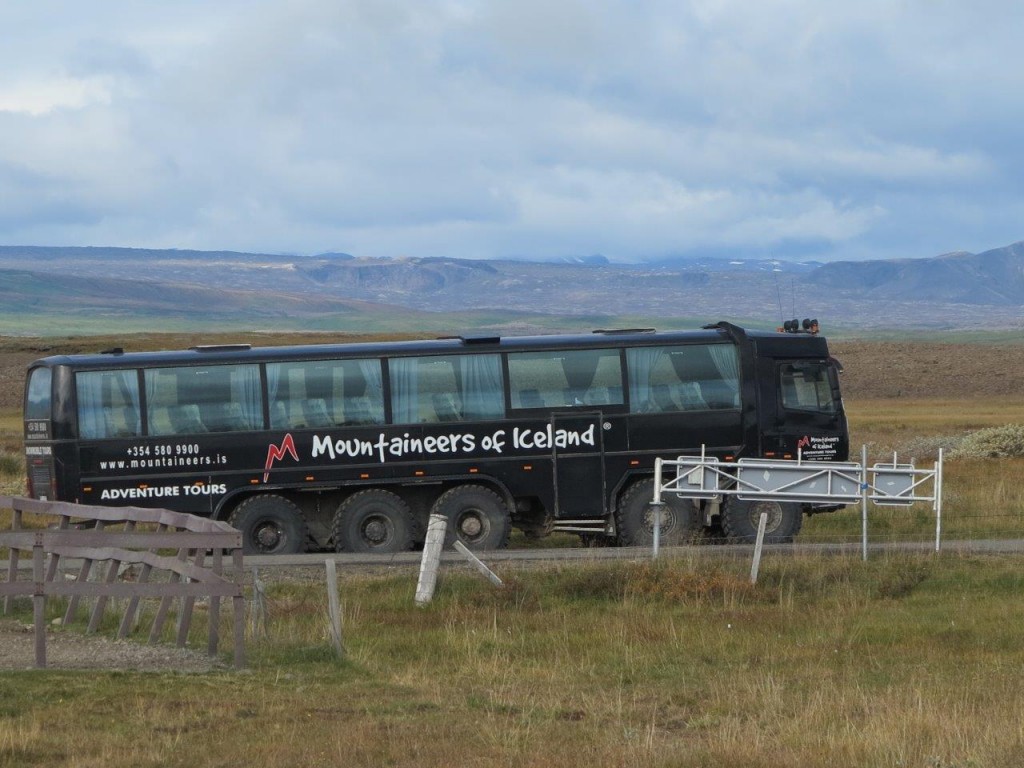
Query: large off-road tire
430,485,511,551
721,497,803,543
615,477,697,547
333,489,414,553
229,494,308,555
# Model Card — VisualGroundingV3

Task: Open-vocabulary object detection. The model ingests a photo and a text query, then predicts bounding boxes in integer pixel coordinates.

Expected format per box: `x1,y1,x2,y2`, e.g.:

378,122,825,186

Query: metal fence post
861,445,869,562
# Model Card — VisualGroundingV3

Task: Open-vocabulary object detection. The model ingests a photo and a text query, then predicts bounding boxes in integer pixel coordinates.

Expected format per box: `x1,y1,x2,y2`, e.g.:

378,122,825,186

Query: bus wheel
616,478,695,547
229,494,308,555
722,498,802,543
432,485,511,551
334,489,414,553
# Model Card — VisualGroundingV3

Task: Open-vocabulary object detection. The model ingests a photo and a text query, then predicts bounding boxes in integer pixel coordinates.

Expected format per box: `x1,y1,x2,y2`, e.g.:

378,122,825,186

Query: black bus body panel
23,324,849,535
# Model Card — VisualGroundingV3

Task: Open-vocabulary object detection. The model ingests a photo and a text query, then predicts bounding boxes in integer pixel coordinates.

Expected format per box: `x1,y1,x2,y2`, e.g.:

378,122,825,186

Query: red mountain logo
264,433,299,482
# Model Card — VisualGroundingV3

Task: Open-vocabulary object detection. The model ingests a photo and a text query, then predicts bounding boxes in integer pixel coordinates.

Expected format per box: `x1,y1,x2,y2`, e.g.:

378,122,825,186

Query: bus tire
229,494,308,555
334,489,414,553
431,485,511,551
616,478,695,547
722,498,802,544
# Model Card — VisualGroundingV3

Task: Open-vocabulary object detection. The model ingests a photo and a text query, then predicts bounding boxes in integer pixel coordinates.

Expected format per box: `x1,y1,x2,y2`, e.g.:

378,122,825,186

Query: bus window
627,344,739,413
25,367,52,421
390,354,503,424
145,364,262,436
266,358,385,429
780,362,836,414
76,370,141,439
508,349,623,410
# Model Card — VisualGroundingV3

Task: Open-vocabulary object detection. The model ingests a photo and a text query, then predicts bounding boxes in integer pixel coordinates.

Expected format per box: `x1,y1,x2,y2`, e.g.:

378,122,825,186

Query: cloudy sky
1,1,1021,263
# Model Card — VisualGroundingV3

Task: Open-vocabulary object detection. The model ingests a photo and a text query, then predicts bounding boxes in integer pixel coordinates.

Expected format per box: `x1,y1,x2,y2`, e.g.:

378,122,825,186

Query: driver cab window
779,362,835,414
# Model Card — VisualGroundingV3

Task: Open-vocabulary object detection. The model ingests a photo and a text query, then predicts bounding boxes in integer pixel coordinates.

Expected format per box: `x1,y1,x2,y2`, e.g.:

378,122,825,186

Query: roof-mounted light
778,318,820,335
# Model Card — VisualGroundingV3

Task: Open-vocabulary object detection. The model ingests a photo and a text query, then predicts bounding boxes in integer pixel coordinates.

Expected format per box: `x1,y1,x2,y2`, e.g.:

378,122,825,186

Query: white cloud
0,76,113,116
0,0,1022,261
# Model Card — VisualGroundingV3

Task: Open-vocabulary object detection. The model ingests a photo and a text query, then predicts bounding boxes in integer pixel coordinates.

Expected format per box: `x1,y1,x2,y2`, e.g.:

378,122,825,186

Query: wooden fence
0,495,245,669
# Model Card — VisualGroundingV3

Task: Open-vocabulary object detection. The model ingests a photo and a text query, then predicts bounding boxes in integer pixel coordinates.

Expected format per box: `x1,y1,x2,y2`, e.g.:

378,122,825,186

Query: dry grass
3,554,1024,767
2,353,1024,765
846,397,1024,455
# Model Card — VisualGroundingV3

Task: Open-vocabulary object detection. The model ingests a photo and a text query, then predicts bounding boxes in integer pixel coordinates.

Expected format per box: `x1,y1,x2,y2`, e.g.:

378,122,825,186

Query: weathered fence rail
0,495,245,669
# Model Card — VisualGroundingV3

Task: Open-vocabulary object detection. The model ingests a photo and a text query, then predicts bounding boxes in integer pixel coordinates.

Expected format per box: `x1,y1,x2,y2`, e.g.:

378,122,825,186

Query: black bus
22,321,848,554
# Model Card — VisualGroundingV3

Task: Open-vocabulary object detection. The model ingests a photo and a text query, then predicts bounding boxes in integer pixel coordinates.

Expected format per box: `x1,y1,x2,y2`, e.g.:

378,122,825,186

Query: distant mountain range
1,242,1023,334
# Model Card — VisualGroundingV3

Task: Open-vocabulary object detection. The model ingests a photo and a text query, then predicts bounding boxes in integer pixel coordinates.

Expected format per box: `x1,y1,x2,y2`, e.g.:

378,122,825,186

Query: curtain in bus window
389,358,419,424
458,354,504,420
707,345,740,407
230,365,262,430
144,370,165,435
112,370,141,435
626,348,664,413
76,370,141,439
76,373,104,439
265,364,282,426
355,359,385,424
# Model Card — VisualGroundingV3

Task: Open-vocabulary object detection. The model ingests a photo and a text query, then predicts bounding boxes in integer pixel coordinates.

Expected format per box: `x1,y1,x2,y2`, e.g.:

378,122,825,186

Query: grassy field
2,554,1024,767
3,391,1024,766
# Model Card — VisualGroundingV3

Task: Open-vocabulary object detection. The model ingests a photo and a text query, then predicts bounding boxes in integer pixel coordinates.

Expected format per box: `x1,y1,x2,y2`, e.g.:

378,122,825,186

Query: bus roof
27,323,830,371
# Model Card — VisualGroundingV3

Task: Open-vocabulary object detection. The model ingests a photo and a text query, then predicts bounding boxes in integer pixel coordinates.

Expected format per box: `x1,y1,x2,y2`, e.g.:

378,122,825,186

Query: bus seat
148,408,174,436
563,388,586,406
699,381,736,409
432,393,461,422
652,385,679,412
207,402,250,432
678,383,708,410
304,399,332,427
344,396,380,425
104,406,139,437
519,388,544,409
169,404,207,434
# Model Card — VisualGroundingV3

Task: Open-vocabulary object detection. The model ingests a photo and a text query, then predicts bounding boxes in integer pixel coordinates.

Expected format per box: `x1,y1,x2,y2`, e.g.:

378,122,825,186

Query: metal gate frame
653,446,944,556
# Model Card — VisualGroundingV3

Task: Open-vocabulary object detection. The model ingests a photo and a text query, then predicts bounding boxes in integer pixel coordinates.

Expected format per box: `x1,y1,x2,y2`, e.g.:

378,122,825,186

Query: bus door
551,412,607,517
756,357,848,461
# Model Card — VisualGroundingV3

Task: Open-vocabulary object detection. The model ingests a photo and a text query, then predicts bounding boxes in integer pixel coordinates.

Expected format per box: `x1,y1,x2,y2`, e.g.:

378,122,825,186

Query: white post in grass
935,448,944,553
652,502,662,559
415,514,448,606
452,540,503,587
325,559,344,657
652,458,663,559
861,444,870,562
750,512,768,584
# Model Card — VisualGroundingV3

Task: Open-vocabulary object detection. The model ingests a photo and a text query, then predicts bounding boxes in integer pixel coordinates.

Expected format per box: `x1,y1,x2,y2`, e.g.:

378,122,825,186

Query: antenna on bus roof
773,260,785,327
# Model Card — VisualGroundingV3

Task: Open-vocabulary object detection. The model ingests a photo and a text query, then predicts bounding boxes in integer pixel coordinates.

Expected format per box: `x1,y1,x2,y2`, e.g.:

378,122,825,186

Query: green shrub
897,433,965,462
951,424,1024,458
0,451,21,476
